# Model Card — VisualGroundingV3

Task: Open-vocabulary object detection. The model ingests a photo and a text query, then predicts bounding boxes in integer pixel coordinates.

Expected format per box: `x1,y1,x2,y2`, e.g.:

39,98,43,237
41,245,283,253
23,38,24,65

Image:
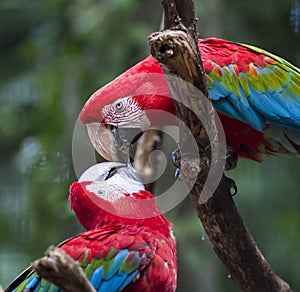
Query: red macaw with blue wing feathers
6,163,177,292
80,38,300,164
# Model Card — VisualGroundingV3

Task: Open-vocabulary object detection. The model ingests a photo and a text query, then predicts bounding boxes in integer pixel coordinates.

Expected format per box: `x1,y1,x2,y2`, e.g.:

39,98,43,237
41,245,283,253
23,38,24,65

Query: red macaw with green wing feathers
5,163,177,292
80,38,300,164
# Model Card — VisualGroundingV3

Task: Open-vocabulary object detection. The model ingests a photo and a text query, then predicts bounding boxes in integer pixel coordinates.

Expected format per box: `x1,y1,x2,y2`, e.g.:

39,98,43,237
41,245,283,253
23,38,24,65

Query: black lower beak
105,124,144,162
106,124,143,145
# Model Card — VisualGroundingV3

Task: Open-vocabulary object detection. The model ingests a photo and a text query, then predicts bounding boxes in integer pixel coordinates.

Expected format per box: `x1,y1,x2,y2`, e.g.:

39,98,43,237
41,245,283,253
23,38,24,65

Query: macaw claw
226,177,238,196
172,148,181,179
225,146,238,170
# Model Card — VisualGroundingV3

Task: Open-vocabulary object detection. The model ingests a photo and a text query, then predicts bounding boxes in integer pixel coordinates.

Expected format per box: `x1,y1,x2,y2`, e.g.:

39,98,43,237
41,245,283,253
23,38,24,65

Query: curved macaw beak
78,161,144,192
86,122,144,162
86,123,116,161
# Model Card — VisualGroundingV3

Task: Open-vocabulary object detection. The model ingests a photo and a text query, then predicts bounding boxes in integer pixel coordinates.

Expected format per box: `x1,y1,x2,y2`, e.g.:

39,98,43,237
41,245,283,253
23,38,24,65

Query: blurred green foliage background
0,0,299,291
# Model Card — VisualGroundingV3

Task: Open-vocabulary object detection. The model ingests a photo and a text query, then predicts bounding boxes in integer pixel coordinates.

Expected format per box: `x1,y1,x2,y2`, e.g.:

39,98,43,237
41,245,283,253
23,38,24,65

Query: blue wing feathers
209,81,231,99
17,274,60,292
98,271,138,292
249,92,291,118
104,249,129,280
99,272,128,291
213,98,249,123
10,248,142,292
88,248,141,292
211,87,266,131
24,276,40,291
207,42,300,132
209,64,300,131
90,266,104,290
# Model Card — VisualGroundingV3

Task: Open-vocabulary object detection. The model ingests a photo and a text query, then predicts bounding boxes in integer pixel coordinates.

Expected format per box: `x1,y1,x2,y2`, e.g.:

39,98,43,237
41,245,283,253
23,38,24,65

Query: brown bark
148,1,292,291
32,246,96,292
25,2,292,292
133,129,163,193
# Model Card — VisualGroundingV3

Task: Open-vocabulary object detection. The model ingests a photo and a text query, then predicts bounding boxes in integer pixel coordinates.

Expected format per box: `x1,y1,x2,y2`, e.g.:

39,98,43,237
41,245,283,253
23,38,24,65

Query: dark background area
0,0,299,291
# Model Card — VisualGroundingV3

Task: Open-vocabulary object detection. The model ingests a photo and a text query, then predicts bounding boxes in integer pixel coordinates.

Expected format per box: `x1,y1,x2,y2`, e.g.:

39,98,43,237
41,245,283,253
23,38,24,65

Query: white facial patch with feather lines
85,182,125,202
102,96,143,124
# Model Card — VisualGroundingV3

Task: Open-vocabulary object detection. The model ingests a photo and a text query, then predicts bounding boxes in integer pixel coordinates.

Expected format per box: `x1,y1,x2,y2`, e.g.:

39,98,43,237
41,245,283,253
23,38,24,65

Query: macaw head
69,162,167,230
80,56,176,161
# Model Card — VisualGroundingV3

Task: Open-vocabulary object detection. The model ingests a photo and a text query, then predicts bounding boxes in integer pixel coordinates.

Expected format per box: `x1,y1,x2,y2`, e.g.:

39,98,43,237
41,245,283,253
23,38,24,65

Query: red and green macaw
80,37,300,164
6,162,177,292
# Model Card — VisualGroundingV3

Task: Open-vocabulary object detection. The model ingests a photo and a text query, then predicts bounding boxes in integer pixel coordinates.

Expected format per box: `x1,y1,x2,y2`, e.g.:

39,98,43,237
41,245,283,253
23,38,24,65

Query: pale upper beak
87,123,116,161
86,122,144,162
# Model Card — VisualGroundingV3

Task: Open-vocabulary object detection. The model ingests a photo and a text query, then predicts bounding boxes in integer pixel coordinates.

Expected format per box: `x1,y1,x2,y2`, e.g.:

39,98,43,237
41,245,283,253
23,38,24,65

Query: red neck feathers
69,181,172,237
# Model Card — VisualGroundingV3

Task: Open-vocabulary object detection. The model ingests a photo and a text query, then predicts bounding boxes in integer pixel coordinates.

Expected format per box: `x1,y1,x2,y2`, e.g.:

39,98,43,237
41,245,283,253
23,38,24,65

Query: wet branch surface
148,0,292,291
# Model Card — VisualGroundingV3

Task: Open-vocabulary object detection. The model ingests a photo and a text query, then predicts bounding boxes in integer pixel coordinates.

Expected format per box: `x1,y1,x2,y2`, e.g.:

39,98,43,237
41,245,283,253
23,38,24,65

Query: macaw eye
114,101,125,111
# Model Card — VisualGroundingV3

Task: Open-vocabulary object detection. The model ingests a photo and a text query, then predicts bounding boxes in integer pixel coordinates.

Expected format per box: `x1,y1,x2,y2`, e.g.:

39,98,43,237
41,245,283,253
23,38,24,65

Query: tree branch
148,1,292,291
133,129,163,192
32,246,96,292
